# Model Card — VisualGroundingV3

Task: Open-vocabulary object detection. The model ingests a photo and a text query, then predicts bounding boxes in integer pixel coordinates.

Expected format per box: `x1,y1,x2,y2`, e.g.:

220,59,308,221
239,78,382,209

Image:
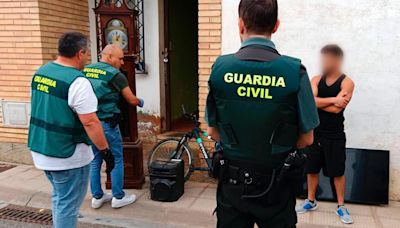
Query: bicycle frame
173,126,213,172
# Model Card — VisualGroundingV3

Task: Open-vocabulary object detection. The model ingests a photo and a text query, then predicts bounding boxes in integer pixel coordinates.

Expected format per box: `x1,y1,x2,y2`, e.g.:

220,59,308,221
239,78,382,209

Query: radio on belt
149,159,184,202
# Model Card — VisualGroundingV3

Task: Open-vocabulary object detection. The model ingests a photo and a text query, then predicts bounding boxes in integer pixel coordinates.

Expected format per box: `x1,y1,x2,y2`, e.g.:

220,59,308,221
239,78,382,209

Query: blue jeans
45,165,89,228
90,122,125,199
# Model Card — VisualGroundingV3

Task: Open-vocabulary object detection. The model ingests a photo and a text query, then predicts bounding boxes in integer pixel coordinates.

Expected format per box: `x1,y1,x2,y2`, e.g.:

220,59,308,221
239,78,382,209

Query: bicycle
148,106,219,181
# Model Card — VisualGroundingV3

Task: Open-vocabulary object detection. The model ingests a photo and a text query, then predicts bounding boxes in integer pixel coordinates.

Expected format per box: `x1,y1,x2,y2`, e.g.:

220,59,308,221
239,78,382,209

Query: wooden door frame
159,0,170,132
159,0,199,132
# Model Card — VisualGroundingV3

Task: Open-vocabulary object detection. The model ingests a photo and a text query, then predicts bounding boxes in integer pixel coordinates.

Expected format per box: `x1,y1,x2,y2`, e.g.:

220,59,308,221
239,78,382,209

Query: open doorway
162,0,199,132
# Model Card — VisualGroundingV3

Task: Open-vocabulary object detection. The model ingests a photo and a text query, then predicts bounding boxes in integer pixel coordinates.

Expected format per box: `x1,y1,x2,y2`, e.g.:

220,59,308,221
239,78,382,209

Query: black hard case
149,159,184,202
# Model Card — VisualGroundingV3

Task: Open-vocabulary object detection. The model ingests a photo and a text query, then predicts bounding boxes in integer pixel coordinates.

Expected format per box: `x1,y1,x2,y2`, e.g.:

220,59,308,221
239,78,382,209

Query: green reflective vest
83,62,120,120
210,54,301,166
28,62,90,158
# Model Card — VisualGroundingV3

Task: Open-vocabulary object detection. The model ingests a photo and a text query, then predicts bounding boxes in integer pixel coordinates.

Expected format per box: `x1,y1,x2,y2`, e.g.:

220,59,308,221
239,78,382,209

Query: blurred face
106,49,124,69
321,53,343,76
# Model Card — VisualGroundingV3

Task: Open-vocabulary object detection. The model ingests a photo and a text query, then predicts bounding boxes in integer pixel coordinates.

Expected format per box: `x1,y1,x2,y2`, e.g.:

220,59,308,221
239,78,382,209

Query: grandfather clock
94,0,144,189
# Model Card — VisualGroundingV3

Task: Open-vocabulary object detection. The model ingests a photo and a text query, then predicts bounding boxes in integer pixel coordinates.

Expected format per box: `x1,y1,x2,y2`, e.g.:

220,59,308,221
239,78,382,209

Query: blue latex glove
138,98,144,108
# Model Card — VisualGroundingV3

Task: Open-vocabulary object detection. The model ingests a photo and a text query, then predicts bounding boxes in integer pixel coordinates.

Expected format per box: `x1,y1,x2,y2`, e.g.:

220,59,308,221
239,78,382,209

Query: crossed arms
311,76,355,114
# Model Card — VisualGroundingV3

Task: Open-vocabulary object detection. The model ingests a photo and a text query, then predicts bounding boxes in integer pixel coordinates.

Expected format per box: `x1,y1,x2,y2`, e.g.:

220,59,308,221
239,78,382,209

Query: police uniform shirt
109,72,129,92
31,76,97,171
206,37,319,134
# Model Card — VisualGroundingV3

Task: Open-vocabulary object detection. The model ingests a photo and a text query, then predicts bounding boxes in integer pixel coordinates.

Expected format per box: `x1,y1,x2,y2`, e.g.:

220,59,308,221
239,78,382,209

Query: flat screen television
297,148,390,205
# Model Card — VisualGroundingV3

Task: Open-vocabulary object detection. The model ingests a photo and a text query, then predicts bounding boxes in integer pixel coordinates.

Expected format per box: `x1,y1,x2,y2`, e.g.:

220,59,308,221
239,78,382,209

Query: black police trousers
216,181,297,228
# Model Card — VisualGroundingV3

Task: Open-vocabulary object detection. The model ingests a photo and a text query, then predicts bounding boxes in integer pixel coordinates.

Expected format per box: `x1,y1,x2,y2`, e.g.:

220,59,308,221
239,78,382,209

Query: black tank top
316,74,346,138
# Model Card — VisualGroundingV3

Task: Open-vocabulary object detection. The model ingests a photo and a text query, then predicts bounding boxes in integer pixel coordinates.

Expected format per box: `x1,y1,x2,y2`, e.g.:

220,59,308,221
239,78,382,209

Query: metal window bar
127,0,145,73
95,0,146,73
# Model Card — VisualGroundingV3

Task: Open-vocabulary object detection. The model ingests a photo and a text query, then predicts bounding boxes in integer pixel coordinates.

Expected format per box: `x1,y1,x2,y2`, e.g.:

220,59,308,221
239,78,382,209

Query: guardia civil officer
83,44,144,209
28,32,114,228
206,1,320,227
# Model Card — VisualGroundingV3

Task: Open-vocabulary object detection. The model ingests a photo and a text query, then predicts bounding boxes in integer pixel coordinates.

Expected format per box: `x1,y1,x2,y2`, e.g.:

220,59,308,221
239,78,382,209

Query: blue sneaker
336,206,354,224
295,199,318,214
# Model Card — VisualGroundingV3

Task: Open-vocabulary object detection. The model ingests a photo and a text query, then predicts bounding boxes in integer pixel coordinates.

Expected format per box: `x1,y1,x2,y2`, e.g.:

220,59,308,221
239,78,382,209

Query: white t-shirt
31,77,97,171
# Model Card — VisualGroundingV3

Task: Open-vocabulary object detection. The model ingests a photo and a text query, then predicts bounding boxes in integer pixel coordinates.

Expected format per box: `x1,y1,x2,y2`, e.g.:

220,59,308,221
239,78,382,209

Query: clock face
107,29,128,50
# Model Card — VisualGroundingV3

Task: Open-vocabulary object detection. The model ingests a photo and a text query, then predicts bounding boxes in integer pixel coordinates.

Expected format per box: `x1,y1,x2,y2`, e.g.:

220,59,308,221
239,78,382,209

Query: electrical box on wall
1,101,30,128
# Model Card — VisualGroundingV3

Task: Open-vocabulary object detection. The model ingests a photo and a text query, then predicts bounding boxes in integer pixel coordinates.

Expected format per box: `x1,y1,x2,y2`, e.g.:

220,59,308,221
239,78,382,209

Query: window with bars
95,0,146,73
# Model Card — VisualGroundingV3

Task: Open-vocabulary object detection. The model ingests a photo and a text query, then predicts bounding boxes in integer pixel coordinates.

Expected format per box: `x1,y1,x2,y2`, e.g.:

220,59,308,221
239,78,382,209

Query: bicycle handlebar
181,104,200,126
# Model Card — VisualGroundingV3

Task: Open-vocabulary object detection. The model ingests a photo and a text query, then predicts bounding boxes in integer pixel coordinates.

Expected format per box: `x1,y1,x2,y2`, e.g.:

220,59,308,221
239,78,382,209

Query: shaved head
101,44,124,69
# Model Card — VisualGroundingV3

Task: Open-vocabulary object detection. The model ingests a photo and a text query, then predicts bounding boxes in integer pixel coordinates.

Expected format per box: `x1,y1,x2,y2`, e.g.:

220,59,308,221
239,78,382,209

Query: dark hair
321,44,344,58
58,32,88,57
239,0,278,35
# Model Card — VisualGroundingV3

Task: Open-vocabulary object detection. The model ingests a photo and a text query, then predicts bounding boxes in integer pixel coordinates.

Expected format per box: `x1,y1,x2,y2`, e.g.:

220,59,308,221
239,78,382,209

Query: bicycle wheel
148,138,194,181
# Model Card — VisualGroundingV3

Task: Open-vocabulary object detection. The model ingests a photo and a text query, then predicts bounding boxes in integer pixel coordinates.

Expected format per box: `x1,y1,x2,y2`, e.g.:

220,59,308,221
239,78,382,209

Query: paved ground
0,164,400,228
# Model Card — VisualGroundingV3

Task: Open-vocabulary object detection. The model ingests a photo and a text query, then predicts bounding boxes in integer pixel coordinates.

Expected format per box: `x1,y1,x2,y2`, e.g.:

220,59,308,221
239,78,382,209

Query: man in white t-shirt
28,32,114,228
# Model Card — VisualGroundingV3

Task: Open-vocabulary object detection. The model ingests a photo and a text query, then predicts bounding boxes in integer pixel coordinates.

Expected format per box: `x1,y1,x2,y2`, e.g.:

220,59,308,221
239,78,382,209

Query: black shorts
304,135,346,177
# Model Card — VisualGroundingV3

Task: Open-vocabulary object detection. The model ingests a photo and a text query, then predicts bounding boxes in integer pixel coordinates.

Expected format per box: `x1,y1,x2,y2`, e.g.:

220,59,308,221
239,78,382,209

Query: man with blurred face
296,45,355,224
83,44,144,209
28,32,113,228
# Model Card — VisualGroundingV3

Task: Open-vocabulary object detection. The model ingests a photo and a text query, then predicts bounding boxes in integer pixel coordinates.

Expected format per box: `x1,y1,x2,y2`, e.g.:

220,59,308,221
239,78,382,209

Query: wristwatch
100,148,110,154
